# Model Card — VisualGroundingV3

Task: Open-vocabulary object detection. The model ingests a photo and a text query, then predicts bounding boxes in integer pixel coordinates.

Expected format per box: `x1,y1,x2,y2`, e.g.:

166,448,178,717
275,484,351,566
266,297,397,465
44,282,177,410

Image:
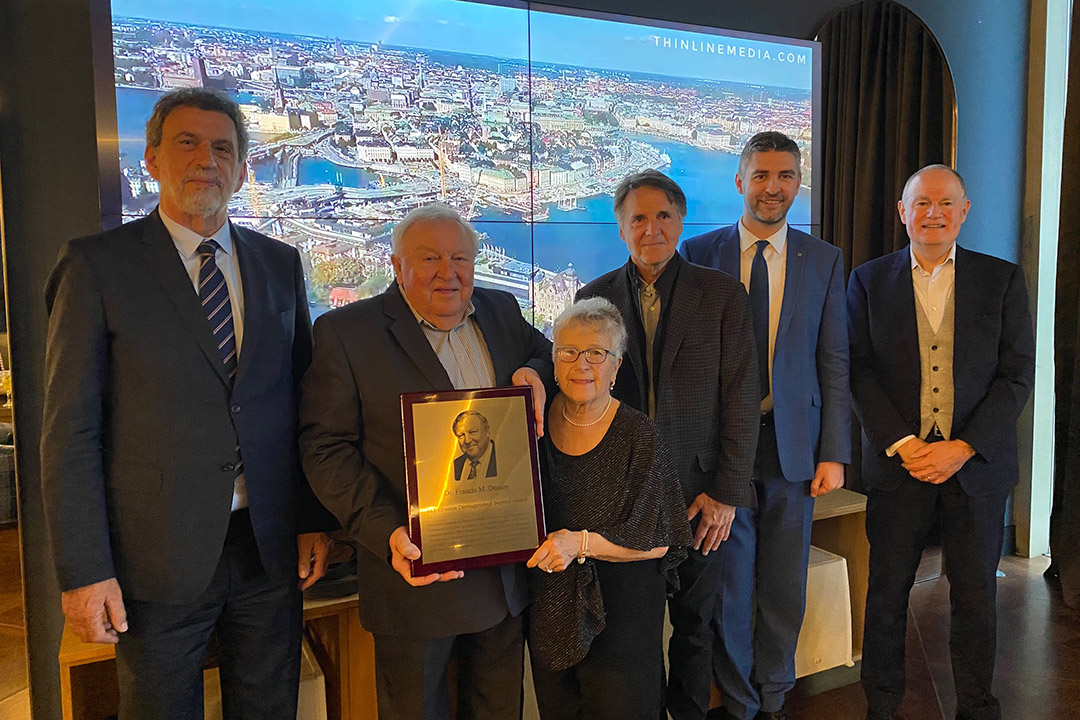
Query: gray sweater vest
915,289,955,440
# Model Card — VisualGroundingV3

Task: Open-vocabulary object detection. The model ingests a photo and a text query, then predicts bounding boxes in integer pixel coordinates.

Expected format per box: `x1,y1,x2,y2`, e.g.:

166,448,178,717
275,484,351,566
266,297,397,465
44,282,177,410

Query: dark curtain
817,1,954,492
1051,3,1080,610
818,0,955,273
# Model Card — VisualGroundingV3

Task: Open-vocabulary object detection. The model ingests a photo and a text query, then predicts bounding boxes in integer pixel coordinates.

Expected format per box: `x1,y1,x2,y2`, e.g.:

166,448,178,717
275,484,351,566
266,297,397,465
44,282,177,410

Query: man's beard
176,184,230,218
751,197,790,225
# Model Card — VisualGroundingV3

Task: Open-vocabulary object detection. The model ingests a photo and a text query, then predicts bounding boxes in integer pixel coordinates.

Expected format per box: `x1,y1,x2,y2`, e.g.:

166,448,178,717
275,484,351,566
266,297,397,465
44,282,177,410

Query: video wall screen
106,0,819,329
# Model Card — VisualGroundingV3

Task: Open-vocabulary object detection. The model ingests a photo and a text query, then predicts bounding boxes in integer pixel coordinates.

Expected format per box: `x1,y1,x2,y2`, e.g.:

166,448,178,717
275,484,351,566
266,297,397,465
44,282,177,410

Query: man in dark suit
299,203,552,719
847,165,1035,720
452,410,498,481
41,88,334,718
576,170,760,720
681,131,850,720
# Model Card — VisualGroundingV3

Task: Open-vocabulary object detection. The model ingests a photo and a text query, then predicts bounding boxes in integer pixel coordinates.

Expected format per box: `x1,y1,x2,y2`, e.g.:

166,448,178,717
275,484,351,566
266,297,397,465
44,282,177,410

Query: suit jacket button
221,462,236,472
231,404,241,414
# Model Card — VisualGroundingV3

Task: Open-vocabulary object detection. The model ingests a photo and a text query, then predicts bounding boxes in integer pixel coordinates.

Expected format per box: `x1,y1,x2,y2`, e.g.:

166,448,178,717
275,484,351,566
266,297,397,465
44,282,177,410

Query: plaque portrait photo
402,386,545,575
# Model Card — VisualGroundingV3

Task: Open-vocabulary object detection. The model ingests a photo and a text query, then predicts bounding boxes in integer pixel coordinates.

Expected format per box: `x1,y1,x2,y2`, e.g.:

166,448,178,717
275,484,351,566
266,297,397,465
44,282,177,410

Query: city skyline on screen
108,0,817,329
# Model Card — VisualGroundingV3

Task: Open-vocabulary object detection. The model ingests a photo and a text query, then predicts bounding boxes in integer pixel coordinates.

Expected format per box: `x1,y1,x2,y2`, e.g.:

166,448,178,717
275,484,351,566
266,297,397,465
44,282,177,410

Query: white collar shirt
909,243,956,334
159,208,248,511
885,243,959,458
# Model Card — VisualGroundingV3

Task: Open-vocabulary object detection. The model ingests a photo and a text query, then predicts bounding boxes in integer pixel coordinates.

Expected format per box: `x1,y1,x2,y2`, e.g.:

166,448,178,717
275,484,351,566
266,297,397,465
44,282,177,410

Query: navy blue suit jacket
681,225,851,482
846,245,1035,496
42,209,333,604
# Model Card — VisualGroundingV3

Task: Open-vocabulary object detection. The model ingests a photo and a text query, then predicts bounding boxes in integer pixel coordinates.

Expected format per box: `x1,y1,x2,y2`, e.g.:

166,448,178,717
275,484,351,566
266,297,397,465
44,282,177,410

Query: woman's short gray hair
391,203,480,256
552,297,628,359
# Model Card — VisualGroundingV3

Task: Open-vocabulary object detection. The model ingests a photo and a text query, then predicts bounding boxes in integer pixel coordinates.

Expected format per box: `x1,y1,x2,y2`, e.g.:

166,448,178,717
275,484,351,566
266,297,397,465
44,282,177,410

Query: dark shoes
865,710,897,720
757,711,789,720
707,706,789,720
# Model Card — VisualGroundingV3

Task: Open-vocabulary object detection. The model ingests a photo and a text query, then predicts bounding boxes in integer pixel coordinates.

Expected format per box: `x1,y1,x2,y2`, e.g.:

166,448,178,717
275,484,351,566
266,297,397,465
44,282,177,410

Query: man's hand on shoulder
687,493,736,555
297,532,334,591
389,526,464,586
512,366,546,438
810,461,845,497
61,577,127,644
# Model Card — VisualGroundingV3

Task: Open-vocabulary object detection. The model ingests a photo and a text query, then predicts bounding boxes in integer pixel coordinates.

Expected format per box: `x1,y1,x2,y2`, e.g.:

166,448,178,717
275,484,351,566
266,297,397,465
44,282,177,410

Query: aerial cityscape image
108,0,817,329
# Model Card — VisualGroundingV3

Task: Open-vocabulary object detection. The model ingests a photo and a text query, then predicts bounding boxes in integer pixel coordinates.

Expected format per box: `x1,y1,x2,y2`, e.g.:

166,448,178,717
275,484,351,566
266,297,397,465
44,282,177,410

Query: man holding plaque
299,203,552,719
576,170,760,720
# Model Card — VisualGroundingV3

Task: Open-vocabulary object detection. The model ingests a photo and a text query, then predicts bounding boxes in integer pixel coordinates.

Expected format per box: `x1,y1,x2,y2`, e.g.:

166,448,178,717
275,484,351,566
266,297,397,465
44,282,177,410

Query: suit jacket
41,209,333,605
681,225,851,482
577,257,759,507
453,442,498,481
299,284,553,638
847,245,1035,496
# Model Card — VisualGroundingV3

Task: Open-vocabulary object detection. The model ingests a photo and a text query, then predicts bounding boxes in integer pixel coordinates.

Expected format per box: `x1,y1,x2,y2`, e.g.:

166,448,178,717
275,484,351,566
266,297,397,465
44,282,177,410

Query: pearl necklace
560,395,612,427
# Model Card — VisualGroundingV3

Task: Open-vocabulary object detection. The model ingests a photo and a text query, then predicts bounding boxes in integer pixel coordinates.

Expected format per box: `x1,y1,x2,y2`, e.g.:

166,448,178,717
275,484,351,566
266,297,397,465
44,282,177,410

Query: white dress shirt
885,243,958,457
738,219,787,412
910,243,956,334
159,209,248,511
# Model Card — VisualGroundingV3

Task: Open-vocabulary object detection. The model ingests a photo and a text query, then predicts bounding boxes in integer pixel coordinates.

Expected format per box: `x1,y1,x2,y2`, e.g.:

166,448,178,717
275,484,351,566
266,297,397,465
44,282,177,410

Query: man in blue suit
681,131,850,720
848,166,1034,720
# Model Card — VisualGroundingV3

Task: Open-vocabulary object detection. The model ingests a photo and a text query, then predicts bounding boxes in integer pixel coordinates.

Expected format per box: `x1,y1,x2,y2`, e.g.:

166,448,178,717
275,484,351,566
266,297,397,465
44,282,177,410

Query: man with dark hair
848,165,1034,720
453,411,497,481
682,130,850,720
577,169,760,720
41,87,334,718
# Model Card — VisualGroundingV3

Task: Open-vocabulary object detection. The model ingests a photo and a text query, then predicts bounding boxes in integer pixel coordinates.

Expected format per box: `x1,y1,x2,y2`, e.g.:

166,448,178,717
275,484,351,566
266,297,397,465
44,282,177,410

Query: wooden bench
59,594,378,720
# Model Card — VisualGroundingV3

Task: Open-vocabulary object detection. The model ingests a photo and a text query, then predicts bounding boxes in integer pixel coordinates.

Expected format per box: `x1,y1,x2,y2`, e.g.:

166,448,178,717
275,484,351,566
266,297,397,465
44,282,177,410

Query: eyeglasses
555,347,614,364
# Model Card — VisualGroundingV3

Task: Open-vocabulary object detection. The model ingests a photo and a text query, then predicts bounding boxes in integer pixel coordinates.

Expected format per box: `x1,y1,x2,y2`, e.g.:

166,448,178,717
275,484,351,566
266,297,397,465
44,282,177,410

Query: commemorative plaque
401,386,545,576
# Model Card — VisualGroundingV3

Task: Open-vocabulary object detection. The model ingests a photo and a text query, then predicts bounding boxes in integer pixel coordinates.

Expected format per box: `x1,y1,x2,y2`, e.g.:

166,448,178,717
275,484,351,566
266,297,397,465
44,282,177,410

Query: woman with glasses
526,297,691,720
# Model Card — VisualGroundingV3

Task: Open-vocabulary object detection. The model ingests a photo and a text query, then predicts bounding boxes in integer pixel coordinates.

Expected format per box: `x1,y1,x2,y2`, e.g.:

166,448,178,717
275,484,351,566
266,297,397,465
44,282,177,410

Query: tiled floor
787,554,1080,719
0,527,26,705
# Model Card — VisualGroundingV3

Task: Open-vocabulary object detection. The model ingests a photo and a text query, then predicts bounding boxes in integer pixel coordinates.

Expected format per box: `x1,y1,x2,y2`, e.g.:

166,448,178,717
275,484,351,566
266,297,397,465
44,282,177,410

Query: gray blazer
578,257,760,507
299,283,553,638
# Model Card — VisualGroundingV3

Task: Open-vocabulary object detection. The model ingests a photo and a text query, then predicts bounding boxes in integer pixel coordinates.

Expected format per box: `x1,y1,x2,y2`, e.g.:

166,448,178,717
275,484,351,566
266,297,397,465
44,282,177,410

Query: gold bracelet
577,529,589,564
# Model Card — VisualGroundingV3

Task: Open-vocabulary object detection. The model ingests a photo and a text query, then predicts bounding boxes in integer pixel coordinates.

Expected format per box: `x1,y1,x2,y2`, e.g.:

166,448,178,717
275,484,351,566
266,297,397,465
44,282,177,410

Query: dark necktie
468,460,479,480
198,240,243,479
749,240,770,400
197,240,238,383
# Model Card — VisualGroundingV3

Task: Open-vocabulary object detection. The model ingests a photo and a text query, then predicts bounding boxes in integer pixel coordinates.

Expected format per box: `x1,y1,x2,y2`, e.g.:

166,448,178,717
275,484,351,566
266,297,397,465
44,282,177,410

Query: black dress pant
372,611,524,720
115,509,302,720
861,477,1006,720
531,559,667,720
667,533,726,720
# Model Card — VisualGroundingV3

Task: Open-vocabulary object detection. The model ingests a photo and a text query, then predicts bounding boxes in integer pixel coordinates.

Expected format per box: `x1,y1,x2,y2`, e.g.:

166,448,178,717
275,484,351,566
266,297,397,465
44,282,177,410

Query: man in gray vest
847,165,1034,720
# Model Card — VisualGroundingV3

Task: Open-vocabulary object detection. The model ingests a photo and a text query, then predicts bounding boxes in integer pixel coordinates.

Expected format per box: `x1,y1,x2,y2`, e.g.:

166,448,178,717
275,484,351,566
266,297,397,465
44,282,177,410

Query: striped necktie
197,239,244,479
197,240,238,383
